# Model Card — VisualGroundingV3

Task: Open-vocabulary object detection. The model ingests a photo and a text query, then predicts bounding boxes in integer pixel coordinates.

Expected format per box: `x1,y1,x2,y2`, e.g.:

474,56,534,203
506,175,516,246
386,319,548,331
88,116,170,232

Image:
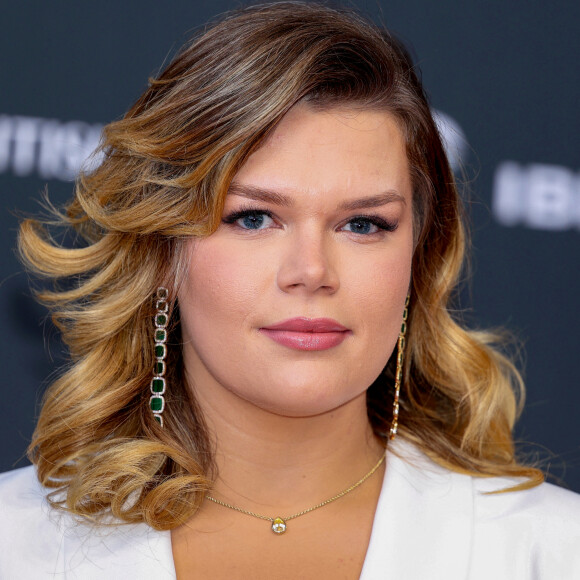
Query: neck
193,378,384,514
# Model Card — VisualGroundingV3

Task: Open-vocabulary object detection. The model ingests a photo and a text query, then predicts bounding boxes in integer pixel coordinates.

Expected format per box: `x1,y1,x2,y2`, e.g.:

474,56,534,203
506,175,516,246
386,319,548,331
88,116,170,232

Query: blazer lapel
360,440,474,579
59,442,474,578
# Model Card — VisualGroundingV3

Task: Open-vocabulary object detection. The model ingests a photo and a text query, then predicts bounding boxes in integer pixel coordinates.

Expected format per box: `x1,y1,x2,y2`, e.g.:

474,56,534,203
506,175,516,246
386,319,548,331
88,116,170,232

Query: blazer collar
60,441,473,578
360,440,474,579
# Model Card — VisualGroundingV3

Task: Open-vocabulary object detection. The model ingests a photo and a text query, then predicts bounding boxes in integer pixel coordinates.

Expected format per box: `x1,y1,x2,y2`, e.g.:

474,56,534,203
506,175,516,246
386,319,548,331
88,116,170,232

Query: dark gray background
1,1,578,491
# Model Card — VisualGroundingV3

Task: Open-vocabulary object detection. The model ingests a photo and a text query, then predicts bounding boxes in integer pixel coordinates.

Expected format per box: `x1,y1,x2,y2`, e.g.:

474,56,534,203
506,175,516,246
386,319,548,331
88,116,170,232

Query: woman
1,2,578,578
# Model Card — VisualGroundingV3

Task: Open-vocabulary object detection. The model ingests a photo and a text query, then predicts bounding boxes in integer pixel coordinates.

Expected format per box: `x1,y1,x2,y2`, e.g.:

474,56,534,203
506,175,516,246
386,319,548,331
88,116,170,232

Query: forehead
232,104,411,203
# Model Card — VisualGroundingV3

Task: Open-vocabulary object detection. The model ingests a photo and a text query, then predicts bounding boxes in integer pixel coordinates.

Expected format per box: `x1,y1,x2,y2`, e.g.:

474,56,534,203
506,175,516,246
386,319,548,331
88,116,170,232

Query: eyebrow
228,183,406,210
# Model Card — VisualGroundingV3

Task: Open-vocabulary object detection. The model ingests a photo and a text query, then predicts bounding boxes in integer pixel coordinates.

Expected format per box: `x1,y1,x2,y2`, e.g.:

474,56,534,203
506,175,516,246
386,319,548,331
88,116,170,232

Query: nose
276,228,339,295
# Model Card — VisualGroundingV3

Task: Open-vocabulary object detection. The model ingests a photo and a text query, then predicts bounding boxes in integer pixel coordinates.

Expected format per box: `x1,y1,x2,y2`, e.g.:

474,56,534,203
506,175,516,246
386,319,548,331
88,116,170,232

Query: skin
172,104,414,579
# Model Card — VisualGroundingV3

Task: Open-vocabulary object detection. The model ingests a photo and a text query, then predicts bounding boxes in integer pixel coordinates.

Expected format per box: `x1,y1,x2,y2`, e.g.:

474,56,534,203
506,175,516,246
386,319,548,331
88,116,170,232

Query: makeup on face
259,317,352,351
178,104,414,418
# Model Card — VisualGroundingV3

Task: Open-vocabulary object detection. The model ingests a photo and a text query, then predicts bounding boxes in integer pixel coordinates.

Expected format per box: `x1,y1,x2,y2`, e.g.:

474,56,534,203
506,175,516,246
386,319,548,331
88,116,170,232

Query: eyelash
222,208,276,226
344,214,398,234
222,207,398,234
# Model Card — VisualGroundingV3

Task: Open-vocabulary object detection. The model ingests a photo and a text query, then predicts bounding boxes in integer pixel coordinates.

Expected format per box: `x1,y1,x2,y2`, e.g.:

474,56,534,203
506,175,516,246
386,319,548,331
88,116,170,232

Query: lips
259,317,351,351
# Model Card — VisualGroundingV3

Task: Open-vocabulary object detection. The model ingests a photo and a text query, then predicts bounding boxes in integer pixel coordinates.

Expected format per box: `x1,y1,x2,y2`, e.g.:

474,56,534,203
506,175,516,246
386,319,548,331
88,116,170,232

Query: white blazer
1,441,579,579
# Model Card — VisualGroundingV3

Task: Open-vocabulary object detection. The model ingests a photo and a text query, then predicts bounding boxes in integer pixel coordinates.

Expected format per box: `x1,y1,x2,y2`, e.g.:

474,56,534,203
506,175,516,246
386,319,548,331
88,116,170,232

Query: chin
239,381,366,419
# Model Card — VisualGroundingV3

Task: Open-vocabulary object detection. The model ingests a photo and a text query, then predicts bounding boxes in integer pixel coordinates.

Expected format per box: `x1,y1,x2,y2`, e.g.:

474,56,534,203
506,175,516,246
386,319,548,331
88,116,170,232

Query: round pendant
271,517,287,534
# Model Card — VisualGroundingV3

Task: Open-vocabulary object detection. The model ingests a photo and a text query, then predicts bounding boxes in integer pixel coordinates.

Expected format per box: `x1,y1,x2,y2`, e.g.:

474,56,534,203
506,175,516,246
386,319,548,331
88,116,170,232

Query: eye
223,209,275,230
340,216,397,235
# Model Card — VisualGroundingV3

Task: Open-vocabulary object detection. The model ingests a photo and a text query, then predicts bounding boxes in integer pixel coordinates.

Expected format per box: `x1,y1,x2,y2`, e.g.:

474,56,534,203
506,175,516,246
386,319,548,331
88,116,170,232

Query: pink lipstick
259,317,351,351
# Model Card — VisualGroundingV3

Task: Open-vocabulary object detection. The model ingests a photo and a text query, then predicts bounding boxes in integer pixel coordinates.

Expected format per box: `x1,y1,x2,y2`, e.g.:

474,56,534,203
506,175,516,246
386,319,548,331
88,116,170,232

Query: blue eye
240,212,268,229
341,216,397,235
343,218,377,235
223,209,274,230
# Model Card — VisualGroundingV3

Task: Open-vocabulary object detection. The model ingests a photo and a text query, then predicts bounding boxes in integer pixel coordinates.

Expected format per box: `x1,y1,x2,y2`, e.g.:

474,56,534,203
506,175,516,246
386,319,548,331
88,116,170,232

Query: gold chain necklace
205,452,386,535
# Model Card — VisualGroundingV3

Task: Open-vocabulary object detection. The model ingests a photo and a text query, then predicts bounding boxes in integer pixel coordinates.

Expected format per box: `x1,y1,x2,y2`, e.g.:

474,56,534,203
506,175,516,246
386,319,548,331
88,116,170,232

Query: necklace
205,452,386,535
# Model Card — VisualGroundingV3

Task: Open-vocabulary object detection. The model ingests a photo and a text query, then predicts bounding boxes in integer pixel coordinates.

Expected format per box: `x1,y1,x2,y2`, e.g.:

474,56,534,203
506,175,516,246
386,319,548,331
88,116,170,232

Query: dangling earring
389,295,409,440
150,287,169,427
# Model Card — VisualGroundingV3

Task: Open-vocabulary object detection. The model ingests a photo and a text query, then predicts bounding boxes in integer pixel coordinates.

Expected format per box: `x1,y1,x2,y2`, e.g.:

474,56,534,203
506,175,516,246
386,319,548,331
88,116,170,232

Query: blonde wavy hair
19,1,542,530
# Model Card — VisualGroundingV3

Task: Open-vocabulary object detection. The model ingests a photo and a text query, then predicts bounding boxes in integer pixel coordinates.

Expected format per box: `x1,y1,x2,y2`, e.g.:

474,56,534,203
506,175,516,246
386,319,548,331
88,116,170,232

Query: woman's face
178,104,414,418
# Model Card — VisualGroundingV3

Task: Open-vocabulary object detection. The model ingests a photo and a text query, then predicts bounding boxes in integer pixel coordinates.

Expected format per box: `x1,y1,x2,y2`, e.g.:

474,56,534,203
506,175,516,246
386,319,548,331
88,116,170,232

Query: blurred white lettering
12,117,40,176
493,162,579,231
0,114,102,181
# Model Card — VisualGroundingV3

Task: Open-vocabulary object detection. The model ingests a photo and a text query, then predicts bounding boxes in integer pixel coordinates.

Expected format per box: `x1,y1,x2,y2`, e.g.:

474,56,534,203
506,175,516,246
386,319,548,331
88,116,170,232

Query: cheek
179,239,264,335
348,248,412,357
348,245,412,306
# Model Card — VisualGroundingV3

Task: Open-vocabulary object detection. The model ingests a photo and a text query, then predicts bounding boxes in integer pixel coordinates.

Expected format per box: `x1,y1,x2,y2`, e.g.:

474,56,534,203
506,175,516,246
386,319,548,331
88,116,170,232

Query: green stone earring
150,287,169,426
